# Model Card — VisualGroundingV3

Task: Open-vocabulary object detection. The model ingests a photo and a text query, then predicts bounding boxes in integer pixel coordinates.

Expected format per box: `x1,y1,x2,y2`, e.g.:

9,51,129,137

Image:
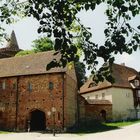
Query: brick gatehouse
0,43,78,131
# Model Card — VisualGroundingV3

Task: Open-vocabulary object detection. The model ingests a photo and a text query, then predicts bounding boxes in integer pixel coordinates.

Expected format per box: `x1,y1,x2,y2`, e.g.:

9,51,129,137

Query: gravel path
1,123,140,140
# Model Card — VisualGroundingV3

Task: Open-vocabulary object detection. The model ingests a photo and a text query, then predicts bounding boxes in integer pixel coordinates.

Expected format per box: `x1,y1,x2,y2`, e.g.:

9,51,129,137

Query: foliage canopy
16,36,87,88
15,50,35,56
32,37,54,52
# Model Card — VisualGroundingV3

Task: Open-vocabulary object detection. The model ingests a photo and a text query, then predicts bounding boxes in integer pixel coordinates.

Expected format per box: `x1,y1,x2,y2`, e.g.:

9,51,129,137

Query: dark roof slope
80,63,139,94
0,51,66,78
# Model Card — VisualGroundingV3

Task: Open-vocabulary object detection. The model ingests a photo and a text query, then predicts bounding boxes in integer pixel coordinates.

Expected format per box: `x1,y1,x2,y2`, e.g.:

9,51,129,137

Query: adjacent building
80,63,140,121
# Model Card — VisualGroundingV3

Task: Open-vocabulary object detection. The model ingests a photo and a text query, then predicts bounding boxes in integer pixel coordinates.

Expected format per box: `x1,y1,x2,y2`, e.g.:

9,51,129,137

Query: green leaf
133,45,138,51
137,25,140,30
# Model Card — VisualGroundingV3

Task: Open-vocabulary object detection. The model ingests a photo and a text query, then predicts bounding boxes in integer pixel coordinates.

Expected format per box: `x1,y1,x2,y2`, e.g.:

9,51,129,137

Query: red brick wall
0,74,64,131
85,104,112,121
0,69,77,131
0,77,17,130
17,74,64,131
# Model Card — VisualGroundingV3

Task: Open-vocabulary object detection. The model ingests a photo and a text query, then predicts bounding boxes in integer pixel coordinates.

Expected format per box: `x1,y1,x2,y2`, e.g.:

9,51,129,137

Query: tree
32,37,54,52
0,0,26,43
0,0,140,82
15,37,53,56
75,62,87,89
15,50,35,56
16,37,53,56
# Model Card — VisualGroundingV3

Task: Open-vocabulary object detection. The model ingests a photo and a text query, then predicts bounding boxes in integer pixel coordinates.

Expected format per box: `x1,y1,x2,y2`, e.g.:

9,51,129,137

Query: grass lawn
0,131,10,134
105,119,140,127
0,120,140,135
69,119,140,134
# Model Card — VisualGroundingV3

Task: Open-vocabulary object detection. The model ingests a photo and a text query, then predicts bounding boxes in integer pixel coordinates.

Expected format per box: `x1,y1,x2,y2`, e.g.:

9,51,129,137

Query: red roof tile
80,63,139,94
0,51,66,77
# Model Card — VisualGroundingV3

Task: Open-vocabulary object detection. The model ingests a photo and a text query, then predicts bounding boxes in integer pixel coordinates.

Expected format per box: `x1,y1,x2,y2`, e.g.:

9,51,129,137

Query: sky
1,3,140,72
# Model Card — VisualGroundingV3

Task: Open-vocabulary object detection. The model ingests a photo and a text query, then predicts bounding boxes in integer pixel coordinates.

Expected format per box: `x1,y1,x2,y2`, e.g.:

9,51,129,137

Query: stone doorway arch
30,109,46,131
100,110,106,121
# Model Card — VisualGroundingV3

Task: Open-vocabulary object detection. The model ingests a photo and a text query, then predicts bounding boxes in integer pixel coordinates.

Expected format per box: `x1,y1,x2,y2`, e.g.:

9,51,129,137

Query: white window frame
134,80,139,87
28,82,32,92
126,93,130,97
102,93,105,99
95,94,98,99
2,80,6,90
138,90,140,97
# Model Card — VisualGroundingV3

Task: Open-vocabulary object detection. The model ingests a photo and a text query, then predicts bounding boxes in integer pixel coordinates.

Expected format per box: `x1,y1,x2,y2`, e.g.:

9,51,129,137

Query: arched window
27,82,32,92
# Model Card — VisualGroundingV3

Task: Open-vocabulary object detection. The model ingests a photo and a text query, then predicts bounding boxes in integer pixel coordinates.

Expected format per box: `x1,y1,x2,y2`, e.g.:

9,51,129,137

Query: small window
138,90,140,97
134,80,139,87
126,93,130,97
2,80,6,90
95,94,98,99
49,82,54,90
27,82,32,92
102,93,105,99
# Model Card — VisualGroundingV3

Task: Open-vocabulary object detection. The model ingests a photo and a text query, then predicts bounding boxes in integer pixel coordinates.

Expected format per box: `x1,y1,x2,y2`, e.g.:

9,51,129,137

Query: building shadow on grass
68,120,120,134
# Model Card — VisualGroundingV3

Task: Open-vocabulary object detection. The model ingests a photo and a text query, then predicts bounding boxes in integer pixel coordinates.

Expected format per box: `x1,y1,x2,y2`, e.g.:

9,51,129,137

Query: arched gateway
100,110,106,121
30,109,46,131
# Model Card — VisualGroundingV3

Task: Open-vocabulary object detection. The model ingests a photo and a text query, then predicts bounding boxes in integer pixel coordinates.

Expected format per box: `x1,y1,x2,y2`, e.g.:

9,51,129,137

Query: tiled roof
80,63,139,94
86,99,112,105
0,51,66,78
128,75,139,81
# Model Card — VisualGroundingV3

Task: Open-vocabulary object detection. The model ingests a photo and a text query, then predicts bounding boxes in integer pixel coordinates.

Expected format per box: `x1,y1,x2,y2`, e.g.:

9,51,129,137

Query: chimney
121,63,125,66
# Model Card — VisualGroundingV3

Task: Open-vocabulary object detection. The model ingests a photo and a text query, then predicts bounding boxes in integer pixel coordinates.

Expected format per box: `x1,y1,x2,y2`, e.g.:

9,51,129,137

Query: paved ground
1,123,140,140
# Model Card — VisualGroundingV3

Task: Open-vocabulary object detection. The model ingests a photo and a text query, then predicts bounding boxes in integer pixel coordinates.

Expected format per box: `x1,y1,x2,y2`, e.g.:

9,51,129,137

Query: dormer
88,82,97,88
128,75,140,88
134,79,139,87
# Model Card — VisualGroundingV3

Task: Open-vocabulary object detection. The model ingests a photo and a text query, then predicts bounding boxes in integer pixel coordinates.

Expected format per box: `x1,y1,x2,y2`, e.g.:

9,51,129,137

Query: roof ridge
0,50,55,61
113,63,138,73
0,51,66,78
80,63,139,94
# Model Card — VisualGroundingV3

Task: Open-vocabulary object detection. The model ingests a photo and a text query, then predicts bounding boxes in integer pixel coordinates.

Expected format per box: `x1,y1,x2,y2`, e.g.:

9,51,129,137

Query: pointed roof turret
6,30,19,50
0,31,21,58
